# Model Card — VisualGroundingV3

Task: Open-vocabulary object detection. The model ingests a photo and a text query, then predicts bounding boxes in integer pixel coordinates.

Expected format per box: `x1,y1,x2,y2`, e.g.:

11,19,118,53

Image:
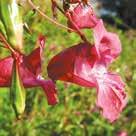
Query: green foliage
0,1,136,136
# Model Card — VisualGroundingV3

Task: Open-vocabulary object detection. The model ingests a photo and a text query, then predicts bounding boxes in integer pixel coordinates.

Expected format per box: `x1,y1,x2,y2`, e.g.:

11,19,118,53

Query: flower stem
51,0,65,15
50,0,90,43
66,11,89,43
0,33,16,53
28,0,75,32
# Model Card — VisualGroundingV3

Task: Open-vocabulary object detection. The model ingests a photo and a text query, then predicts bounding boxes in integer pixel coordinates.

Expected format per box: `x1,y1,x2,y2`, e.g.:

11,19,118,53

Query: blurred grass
0,0,136,136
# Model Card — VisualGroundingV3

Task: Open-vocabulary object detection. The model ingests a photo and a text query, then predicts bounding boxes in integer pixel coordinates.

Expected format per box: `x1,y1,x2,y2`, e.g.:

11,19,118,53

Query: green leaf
10,60,26,118
0,19,7,38
24,9,36,23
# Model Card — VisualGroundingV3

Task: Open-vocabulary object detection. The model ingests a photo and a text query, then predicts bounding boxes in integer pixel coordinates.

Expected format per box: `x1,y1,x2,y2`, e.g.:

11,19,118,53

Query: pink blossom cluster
48,3,127,122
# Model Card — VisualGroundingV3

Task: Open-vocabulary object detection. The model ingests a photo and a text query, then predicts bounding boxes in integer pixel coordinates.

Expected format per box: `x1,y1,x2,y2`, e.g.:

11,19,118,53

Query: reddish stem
51,0,90,43
28,0,75,32
28,0,89,43
66,11,89,43
0,33,16,53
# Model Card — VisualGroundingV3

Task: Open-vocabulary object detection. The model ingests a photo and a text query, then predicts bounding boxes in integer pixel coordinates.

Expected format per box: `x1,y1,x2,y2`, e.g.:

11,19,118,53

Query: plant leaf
0,19,7,38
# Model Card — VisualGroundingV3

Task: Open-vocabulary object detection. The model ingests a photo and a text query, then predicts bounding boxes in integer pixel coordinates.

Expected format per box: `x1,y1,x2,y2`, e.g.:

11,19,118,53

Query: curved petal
93,20,122,64
39,79,58,105
0,55,41,88
19,60,39,87
24,35,46,76
48,43,96,87
117,131,127,136
96,73,126,122
0,57,13,87
19,58,58,105
67,4,98,30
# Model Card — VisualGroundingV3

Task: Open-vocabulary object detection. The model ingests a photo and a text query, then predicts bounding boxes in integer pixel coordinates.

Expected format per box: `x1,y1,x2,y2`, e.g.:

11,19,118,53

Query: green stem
28,0,75,32
0,33,16,53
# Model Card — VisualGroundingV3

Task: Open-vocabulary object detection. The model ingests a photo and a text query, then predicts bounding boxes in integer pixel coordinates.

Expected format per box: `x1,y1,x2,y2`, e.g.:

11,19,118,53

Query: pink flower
117,131,128,136
0,36,58,105
66,3,98,30
47,21,127,122
93,20,122,64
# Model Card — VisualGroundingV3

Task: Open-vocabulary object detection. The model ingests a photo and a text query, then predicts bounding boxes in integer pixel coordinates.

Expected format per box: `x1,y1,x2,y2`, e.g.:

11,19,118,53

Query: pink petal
48,43,96,87
0,54,42,88
93,20,122,64
0,57,13,87
67,4,98,30
39,79,58,105
19,58,58,105
22,54,58,105
25,35,45,76
96,73,127,122
18,58,58,105
117,131,128,136
0,56,39,88
19,59,40,87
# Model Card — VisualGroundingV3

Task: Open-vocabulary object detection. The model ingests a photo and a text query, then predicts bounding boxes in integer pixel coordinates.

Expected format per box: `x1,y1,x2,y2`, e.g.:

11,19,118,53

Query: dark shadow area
97,0,136,30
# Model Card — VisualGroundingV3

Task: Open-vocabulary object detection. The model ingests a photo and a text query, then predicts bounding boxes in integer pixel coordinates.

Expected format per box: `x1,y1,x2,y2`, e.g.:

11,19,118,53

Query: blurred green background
0,0,136,135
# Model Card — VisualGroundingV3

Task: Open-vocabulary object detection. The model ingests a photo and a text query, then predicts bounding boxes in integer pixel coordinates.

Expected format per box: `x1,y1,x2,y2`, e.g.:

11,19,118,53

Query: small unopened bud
10,60,26,118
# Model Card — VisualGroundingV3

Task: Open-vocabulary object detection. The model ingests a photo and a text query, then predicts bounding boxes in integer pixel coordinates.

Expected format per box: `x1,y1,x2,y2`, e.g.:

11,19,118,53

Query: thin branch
0,33,15,53
52,1,90,43
66,11,89,43
28,0,75,32
51,0,65,15
0,43,7,49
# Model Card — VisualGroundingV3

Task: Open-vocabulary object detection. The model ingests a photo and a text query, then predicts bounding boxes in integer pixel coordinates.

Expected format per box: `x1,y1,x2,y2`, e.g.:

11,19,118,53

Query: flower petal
19,59,39,87
0,55,38,88
117,131,128,136
0,57,13,87
93,20,122,64
20,57,58,105
25,35,46,76
39,79,58,105
96,73,126,122
48,43,96,87
67,4,98,30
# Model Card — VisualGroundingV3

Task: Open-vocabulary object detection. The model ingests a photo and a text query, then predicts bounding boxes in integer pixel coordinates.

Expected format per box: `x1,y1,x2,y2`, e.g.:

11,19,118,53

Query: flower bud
10,60,26,118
